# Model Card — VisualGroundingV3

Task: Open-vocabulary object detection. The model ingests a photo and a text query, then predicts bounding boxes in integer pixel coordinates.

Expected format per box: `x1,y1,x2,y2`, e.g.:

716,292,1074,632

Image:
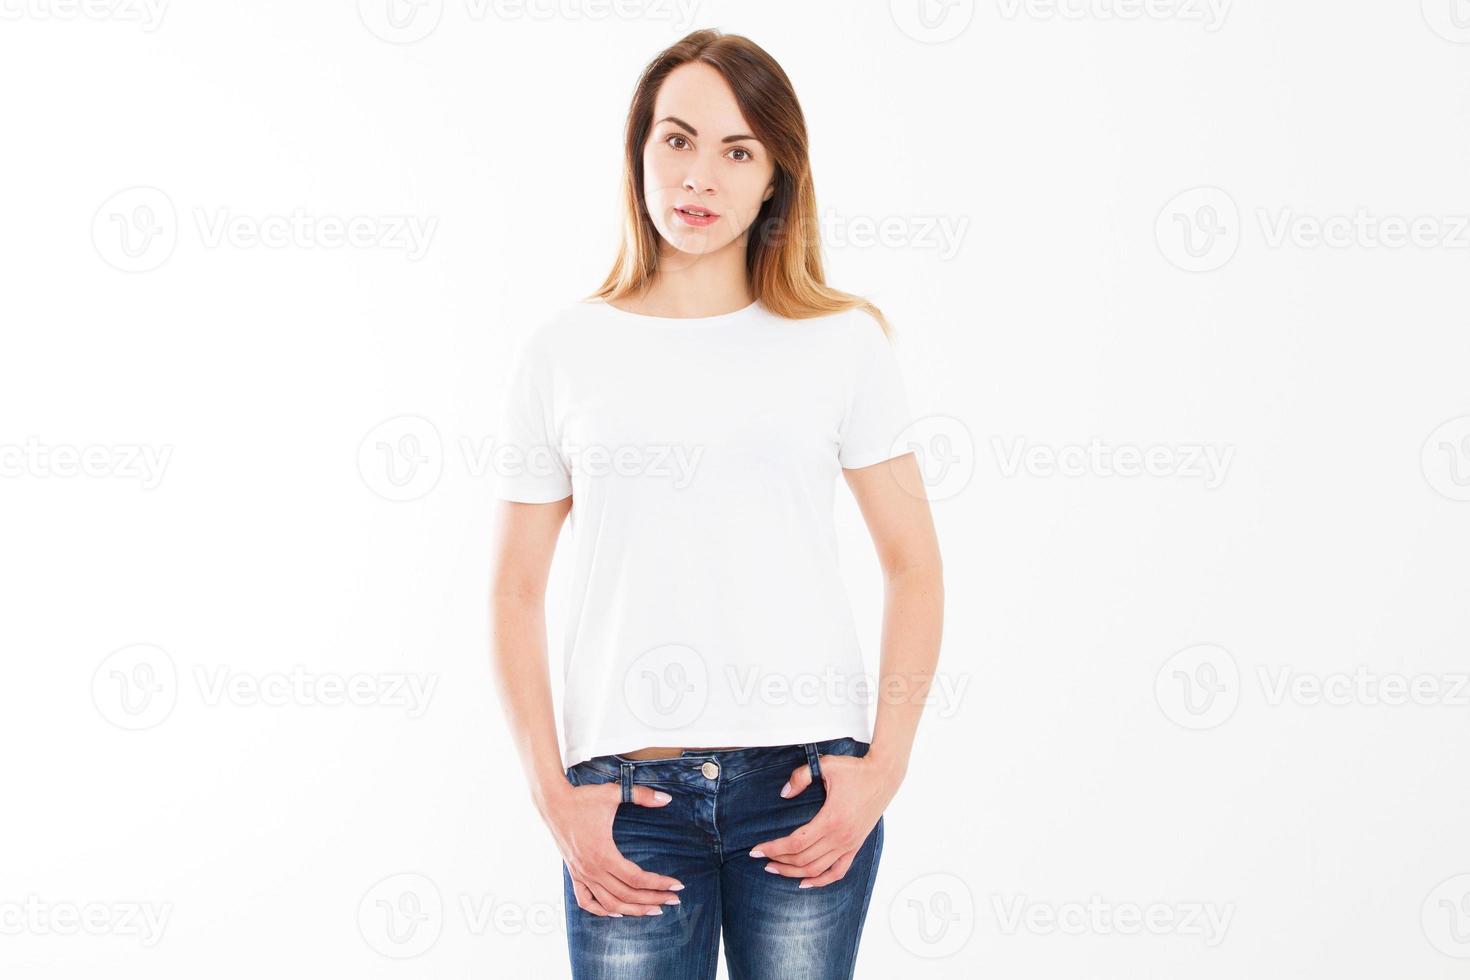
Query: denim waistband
572,736,864,785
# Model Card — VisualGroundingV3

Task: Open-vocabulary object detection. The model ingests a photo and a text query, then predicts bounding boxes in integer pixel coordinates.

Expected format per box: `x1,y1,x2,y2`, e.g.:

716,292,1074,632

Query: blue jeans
561,737,885,980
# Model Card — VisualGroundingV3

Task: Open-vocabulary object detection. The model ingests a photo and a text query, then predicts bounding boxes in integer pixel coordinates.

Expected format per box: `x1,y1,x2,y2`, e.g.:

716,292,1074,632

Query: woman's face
642,62,776,259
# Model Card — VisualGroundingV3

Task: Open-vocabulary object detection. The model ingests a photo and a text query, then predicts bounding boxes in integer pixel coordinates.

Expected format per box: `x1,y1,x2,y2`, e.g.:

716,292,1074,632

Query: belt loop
620,762,634,803
803,742,822,784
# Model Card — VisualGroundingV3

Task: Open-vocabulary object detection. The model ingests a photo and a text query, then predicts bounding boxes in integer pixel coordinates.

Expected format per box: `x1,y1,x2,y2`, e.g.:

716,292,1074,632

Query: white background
3,1,1469,977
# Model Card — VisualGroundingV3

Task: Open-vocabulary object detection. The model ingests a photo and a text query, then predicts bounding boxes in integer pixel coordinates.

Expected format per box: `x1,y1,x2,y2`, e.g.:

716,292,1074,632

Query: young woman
489,29,944,980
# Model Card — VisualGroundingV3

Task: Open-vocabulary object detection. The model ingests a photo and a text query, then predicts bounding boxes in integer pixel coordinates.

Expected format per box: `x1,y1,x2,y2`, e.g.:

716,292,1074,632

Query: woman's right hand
539,781,685,917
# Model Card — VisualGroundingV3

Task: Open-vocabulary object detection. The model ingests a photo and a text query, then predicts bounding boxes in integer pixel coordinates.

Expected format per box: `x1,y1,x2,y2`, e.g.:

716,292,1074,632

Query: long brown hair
589,29,893,337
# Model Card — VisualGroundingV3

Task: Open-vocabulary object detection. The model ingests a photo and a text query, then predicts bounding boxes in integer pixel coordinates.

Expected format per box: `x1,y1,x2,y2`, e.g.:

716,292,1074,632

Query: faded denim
562,737,884,980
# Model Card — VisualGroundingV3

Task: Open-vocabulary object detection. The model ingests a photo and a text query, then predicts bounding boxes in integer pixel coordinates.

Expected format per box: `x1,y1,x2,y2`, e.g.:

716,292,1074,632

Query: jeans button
700,761,719,779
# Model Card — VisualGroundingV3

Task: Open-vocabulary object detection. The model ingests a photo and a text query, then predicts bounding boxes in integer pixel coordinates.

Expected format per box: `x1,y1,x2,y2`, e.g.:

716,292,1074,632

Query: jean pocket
566,759,619,788
817,736,870,759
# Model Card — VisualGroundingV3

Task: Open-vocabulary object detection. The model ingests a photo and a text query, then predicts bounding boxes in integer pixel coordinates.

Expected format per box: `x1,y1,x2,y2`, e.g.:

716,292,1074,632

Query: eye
727,146,753,162
664,134,691,151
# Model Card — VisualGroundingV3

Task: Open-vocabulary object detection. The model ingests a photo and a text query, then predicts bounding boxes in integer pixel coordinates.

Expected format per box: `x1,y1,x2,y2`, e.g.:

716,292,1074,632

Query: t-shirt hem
492,482,572,504
840,444,916,470
562,721,875,770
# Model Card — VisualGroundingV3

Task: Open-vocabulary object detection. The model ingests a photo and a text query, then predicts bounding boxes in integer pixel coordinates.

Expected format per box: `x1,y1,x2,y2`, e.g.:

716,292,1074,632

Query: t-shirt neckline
592,297,763,326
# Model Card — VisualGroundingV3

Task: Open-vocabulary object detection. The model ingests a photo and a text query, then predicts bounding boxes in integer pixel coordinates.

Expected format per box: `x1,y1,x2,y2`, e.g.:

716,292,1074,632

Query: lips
673,204,721,228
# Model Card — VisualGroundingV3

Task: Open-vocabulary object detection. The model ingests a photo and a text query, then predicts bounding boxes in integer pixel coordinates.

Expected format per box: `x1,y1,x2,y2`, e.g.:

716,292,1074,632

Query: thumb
628,785,673,807
779,761,815,799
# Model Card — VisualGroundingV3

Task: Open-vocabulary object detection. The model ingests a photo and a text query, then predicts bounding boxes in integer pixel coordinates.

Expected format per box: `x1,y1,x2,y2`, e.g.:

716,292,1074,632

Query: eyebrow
655,115,760,144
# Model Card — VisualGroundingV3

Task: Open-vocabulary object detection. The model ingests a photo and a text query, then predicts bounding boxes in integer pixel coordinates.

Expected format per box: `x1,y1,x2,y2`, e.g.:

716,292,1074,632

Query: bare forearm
866,561,944,779
489,591,570,813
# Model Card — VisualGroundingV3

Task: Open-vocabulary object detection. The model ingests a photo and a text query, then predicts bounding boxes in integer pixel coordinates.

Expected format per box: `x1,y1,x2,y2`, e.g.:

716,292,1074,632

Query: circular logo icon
888,872,976,958
358,872,443,958
889,0,976,43
1421,415,1470,502
890,414,975,501
1155,186,1240,272
92,643,178,730
1422,874,1470,958
622,644,708,731
1155,643,1240,730
92,186,177,273
1422,0,1470,43
357,0,443,44
358,415,443,502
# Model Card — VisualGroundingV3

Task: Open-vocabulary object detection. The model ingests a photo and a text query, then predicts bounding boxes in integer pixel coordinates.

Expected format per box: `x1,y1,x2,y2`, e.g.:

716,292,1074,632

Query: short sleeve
492,336,573,503
837,314,915,470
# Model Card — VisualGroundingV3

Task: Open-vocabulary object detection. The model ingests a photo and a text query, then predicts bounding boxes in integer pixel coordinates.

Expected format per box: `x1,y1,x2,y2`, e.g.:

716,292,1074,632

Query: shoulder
774,303,885,338
811,303,889,337
515,299,607,357
757,305,893,377
814,305,893,361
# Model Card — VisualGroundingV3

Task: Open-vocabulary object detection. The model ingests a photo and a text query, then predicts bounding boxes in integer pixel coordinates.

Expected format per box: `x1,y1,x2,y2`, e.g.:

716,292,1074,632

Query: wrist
863,745,910,786
531,773,573,818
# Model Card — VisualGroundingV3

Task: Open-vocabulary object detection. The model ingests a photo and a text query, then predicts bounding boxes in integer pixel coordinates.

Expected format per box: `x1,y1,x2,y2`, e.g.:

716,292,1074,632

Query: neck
626,237,753,318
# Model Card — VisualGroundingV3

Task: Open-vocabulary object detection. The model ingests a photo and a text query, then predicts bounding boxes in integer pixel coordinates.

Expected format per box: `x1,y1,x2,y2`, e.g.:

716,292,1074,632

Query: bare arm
751,451,944,886
488,495,683,917
845,450,945,781
488,496,573,812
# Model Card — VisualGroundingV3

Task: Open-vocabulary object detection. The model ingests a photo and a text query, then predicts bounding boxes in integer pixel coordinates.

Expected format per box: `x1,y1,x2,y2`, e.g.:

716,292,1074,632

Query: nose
682,173,715,197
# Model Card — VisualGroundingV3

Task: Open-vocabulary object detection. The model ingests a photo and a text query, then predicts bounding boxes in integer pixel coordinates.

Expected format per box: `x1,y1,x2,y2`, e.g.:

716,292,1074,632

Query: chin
657,226,731,257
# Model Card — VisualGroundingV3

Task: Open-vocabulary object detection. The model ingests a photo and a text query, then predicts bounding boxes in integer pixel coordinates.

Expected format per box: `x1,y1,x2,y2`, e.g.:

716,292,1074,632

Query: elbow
882,552,943,589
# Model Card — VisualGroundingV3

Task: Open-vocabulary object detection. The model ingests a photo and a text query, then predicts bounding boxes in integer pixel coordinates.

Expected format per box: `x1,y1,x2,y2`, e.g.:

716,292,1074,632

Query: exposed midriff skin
621,745,743,759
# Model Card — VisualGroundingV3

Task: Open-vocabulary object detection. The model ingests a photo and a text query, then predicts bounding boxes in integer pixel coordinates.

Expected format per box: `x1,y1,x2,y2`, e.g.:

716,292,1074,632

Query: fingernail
798,881,813,889
664,896,680,905
764,864,780,874
648,907,663,915
653,791,672,803
610,913,623,917
779,783,792,798
748,849,764,858
669,883,684,892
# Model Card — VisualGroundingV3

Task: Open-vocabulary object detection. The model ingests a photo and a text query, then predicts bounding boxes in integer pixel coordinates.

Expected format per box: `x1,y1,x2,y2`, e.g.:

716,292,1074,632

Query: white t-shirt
492,297,914,769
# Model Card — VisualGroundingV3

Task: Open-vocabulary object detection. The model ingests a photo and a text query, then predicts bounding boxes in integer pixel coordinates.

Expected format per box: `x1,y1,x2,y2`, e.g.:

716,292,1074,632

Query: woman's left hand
747,752,905,887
